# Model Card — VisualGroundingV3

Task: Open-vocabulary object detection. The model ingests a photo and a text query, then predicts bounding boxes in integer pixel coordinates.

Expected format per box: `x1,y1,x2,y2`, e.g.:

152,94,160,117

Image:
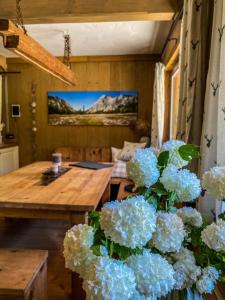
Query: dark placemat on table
41,167,71,186
69,161,113,170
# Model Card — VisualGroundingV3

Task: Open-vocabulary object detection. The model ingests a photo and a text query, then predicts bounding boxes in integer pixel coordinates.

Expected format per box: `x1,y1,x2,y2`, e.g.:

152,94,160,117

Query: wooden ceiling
0,0,181,24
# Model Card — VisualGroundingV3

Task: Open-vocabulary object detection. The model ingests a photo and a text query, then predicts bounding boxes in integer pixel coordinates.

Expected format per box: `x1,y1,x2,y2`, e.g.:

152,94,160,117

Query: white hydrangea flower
99,245,108,257
152,212,185,253
201,219,225,251
202,166,225,199
126,249,175,298
176,207,203,227
83,257,136,300
161,140,188,168
171,248,201,289
100,196,157,249
131,291,157,300
160,164,201,202
63,224,95,277
173,271,187,290
196,266,220,294
127,148,160,189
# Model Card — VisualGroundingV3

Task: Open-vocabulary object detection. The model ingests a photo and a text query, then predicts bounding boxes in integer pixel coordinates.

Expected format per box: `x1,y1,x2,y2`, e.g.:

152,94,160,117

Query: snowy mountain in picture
87,94,137,114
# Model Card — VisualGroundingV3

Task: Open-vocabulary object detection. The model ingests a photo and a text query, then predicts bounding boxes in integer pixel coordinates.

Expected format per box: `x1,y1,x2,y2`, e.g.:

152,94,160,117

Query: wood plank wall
6,56,156,166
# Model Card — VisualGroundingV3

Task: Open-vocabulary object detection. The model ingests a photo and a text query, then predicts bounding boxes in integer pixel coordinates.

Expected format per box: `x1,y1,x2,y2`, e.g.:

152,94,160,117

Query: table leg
101,182,111,204
71,272,86,300
70,212,88,300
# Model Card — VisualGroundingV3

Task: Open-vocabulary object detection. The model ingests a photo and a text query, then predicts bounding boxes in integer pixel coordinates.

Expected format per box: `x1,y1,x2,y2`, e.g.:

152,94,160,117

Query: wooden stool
0,249,48,300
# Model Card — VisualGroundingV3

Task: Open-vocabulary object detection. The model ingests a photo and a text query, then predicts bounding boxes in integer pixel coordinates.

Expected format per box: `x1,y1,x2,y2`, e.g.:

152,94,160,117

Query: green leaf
170,191,180,203
91,245,102,256
157,151,169,167
168,206,177,213
181,289,187,300
113,243,131,260
88,211,100,229
145,195,158,209
95,231,106,245
218,212,225,221
178,144,200,161
113,243,143,260
151,182,168,196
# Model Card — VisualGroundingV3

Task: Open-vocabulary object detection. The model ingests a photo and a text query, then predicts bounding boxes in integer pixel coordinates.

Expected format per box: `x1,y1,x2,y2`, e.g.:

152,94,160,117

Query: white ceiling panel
0,21,171,57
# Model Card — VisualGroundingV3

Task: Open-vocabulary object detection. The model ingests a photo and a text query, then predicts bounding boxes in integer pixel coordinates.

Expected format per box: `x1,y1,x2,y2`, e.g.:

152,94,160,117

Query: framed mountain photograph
47,91,138,126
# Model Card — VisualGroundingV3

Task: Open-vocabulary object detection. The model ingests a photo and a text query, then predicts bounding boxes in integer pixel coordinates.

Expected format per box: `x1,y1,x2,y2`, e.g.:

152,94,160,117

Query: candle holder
52,153,62,168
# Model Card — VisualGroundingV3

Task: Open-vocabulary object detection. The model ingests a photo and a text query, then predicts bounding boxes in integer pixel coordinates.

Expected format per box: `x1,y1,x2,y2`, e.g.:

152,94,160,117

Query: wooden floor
0,217,224,300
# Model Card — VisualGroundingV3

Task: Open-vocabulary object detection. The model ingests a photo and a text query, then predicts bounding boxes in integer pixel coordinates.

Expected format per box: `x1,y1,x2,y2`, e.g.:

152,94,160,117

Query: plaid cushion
117,141,146,161
112,160,127,178
111,147,122,162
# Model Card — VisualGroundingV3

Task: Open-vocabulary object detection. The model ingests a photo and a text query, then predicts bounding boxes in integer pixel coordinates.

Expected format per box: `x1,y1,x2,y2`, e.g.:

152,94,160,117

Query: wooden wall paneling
85,62,109,147
6,63,31,165
135,61,155,124
0,55,7,70
7,58,156,166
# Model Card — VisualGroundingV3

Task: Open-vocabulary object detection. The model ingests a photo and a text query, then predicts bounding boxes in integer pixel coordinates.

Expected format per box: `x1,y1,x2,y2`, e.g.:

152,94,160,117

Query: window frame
169,64,180,139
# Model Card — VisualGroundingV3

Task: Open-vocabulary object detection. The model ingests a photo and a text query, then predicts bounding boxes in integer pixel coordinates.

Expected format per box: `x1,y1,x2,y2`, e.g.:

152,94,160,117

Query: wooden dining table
0,161,113,300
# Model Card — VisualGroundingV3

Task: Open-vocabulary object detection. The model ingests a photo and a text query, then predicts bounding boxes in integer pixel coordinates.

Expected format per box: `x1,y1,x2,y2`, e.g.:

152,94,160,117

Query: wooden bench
55,147,111,162
0,249,48,300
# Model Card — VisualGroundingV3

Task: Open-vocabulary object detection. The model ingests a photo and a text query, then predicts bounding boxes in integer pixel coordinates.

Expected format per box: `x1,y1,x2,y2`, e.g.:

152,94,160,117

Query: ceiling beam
7,54,161,64
0,0,176,24
0,19,76,86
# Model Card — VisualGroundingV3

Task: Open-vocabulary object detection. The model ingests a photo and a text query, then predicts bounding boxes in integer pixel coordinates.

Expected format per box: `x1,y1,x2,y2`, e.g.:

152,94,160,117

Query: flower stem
110,241,114,258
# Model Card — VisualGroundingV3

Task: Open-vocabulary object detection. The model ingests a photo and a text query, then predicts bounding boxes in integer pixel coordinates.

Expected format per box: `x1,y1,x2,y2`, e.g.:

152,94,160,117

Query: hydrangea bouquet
64,140,225,300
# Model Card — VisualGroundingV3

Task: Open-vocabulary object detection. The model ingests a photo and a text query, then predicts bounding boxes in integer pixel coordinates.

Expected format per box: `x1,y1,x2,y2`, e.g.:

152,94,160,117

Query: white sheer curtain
200,0,225,219
151,62,165,149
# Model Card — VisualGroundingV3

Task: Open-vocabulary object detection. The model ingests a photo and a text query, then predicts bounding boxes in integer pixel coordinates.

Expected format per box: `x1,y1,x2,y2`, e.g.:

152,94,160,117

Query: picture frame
47,91,138,126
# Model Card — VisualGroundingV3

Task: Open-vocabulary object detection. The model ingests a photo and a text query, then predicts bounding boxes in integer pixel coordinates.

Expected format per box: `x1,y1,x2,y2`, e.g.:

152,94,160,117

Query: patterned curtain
200,0,225,220
151,62,165,149
177,0,212,147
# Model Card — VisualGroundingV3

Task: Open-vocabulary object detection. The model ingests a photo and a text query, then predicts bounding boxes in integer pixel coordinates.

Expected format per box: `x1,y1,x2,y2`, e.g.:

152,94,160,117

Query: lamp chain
16,0,27,35
63,33,71,69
